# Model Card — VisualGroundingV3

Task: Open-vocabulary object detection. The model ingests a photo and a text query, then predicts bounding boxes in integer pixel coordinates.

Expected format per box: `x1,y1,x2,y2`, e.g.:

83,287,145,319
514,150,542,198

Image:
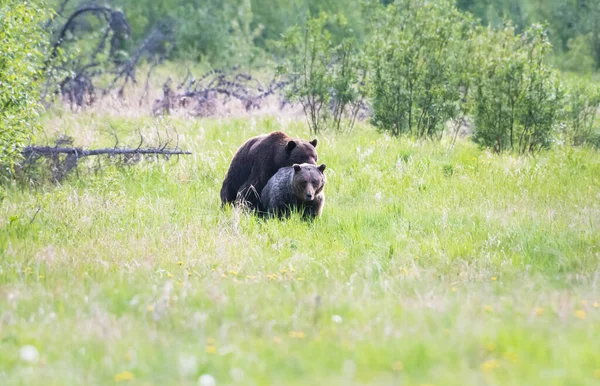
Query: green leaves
0,1,49,177
278,12,366,135
472,23,563,154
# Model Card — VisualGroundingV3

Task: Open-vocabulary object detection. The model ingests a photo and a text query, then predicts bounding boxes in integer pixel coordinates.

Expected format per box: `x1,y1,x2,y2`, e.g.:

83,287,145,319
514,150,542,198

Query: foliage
472,24,563,154
457,0,600,71
367,0,474,138
0,0,49,177
277,12,366,135
562,78,600,147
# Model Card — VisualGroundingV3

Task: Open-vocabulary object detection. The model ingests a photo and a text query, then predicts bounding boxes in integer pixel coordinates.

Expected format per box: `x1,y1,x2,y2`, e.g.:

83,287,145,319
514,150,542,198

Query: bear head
284,138,318,166
292,163,326,202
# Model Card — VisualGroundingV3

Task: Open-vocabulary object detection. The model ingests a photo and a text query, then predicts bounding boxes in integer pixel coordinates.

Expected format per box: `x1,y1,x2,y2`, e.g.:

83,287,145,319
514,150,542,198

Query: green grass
1,111,600,386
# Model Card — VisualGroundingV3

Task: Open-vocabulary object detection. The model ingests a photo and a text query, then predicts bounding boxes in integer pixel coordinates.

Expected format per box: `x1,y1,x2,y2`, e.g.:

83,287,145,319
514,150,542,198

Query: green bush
367,0,473,138
277,12,366,134
0,0,49,177
562,78,600,147
472,24,563,154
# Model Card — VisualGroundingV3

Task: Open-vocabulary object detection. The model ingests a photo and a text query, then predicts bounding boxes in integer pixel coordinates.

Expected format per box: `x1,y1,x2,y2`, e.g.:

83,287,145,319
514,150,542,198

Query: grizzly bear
220,131,318,209
260,163,326,219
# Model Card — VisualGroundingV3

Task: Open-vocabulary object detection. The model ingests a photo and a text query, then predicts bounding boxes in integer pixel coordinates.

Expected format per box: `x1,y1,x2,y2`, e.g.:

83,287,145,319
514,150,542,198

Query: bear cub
260,163,326,219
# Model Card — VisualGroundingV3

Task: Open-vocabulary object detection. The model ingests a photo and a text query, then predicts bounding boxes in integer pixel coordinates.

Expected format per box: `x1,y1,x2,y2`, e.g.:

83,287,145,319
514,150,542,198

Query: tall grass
1,111,599,385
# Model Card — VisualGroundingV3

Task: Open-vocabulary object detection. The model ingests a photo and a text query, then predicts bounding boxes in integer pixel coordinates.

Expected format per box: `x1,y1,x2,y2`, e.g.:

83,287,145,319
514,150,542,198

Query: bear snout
306,193,314,201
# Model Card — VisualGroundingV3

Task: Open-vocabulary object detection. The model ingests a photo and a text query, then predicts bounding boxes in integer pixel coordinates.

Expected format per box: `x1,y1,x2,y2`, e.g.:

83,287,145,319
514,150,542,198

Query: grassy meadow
1,104,600,385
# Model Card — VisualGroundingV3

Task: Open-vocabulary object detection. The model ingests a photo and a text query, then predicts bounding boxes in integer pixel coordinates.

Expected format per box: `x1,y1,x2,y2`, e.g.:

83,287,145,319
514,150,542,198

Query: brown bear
220,131,318,209
259,163,326,219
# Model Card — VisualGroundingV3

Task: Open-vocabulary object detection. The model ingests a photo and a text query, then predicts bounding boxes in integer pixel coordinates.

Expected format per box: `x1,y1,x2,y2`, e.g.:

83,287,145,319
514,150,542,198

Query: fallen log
22,146,191,157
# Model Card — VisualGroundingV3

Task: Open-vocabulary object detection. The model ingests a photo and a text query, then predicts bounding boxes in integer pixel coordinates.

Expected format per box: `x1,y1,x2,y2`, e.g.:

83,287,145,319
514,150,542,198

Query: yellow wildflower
484,305,493,312
205,345,217,354
491,276,497,281
147,305,154,312
451,287,457,292
289,331,305,339
178,261,183,266
535,307,544,316
575,309,586,319
167,273,173,278
297,277,304,281
480,359,500,372
593,302,599,308
114,371,134,382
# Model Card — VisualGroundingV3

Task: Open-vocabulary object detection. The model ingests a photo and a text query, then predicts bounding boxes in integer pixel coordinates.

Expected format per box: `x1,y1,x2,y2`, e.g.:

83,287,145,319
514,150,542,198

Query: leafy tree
0,0,49,177
277,12,366,134
472,23,563,154
367,0,473,138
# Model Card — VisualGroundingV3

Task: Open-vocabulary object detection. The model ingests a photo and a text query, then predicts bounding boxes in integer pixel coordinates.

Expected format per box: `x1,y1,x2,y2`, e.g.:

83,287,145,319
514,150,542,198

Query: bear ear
318,164,326,172
285,140,297,153
310,139,318,148
293,164,302,173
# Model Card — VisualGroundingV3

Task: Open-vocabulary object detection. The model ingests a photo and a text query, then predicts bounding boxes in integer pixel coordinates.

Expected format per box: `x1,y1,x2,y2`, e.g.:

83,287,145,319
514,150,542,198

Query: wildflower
392,361,404,371
19,345,39,363
167,273,173,278
198,374,216,386
331,315,343,324
535,307,544,316
451,287,457,292
594,302,599,308
289,331,305,339
38,275,44,279
486,343,496,352
484,305,493,313
178,261,183,266
206,338,216,345
229,270,237,276
114,371,134,382
188,272,192,277
147,305,154,312
297,277,304,281
273,336,282,344
480,359,500,372
246,275,256,279
221,274,227,278
205,345,217,354
491,276,497,281
575,309,586,319
472,157,477,161
267,274,277,280
281,269,287,274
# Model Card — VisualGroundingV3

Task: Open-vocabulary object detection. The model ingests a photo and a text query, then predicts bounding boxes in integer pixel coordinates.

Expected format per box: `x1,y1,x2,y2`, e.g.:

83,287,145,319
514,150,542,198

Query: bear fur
220,131,318,209
260,163,326,219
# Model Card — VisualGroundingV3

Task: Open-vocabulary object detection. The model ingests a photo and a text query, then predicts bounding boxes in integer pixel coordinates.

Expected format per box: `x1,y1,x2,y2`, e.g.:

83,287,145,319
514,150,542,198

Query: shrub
472,23,563,154
0,1,49,177
562,79,600,147
277,12,366,134
367,0,474,138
